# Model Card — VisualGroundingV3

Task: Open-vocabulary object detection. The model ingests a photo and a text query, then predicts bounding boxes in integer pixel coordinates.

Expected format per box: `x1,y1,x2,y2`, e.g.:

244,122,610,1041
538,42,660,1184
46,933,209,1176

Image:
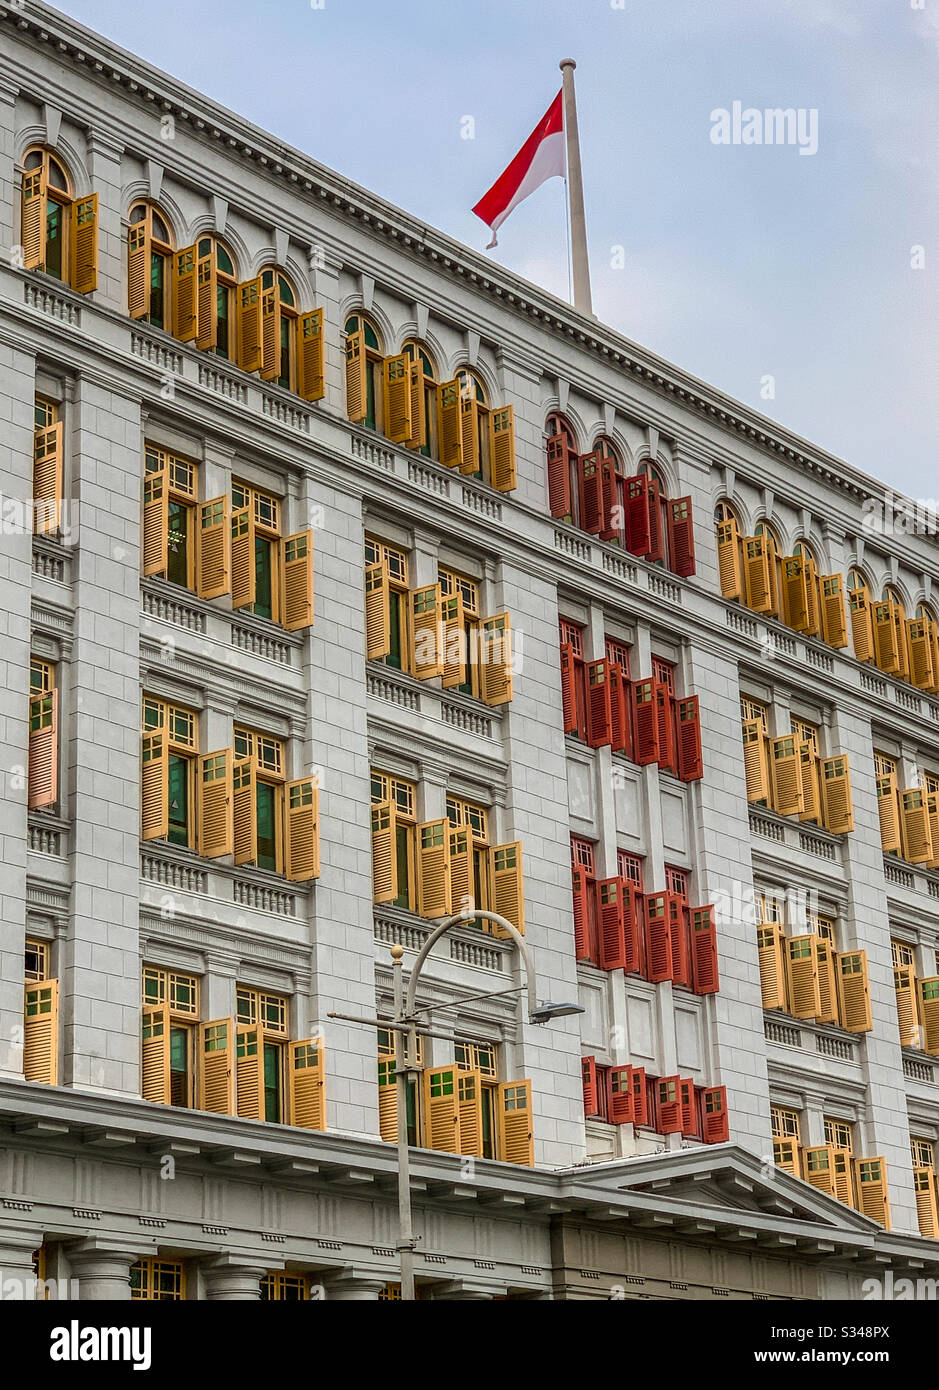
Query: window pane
256,781,277,871
167,756,189,846
45,201,63,280
253,537,273,619
166,501,189,588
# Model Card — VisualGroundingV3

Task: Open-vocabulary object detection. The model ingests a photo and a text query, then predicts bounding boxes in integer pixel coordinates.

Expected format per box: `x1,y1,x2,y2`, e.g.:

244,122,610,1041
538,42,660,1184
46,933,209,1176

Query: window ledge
141,577,304,648
140,837,312,903
373,902,512,973
365,659,505,722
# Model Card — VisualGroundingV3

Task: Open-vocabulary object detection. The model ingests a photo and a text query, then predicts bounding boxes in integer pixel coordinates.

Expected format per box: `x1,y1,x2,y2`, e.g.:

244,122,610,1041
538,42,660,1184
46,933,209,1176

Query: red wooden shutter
644,893,673,982
655,683,677,773
546,432,572,519
630,1066,649,1126
622,882,641,973
572,865,591,960
578,451,603,534
559,642,578,736
679,1078,698,1136
624,475,651,555
599,454,619,540
645,480,665,565
691,906,720,995
667,496,696,576
597,877,630,970
632,679,659,764
610,668,633,758
586,659,612,747
702,1085,729,1143
581,1055,599,1116
608,1065,634,1124
677,696,703,781
669,895,691,987
656,1076,683,1133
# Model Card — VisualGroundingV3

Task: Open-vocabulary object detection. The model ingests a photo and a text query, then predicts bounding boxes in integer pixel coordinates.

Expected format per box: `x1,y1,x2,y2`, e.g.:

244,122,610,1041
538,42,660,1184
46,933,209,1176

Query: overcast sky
52,0,938,500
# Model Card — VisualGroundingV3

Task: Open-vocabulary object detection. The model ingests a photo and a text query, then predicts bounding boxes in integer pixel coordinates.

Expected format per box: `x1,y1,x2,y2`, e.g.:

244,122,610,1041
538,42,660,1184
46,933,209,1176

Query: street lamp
328,908,582,1300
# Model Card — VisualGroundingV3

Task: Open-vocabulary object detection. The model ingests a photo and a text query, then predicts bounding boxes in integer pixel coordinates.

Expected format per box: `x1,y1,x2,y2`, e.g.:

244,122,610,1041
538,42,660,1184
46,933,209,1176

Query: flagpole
559,58,593,316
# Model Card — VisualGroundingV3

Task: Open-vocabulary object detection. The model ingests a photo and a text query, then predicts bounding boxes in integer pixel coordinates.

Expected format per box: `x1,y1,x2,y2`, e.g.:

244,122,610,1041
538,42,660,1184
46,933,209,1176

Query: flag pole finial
559,57,593,317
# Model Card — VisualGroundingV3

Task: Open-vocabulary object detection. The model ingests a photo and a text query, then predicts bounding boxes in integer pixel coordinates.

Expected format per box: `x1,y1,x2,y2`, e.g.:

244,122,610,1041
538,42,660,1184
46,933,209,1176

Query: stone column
201,1256,268,1300
67,1239,143,1300
0,1226,44,1300
85,131,125,314
323,1272,387,1301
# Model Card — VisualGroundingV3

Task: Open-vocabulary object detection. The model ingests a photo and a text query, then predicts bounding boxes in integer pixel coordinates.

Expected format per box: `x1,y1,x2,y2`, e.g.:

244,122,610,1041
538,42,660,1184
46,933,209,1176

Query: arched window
194,237,237,359
455,368,490,480
128,202,174,329
22,147,72,282
714,501,743,602
873,585,910,680
847,567,869,593
259,267,298,391
714,500,739,526
638,459,668,497
545,413,578,522
402,340,438,458
883,584,906,616
344,313,383,430
637,459,668,565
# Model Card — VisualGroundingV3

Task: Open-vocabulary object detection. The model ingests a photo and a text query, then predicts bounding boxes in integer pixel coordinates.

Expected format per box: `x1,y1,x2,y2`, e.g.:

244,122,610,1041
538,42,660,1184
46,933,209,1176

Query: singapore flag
472,90,565,248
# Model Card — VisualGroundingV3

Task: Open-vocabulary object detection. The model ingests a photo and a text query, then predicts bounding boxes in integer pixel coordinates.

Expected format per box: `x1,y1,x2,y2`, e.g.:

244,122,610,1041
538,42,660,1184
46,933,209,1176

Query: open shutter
141,728,169,841
894,965,918,1048
578,451,603,534
676,696,703,781
655,683,676,773
173,246,198,341
559,643,578,735
457,1071,484,1158
571,865,591,960
546,432,572,519
142,468,168,578
198,749,233,858
744,536,774,614
798,743,822,824
742,719,770,804
782,554,808,630
497,1080,534,1165
855,1157,891,1229
280,531,314,631
69,194,98,294
193,495,230,600
371,801,397,904
481,614,513,706
803,1145,838,1198
237,278,263,373
815,939,839,1025
609,667,632,758
422,1066,461,1153
624,475,651,556
876,774,901,853
489,842,524,937
822,755,854,834
873,601,902,674
28,689,58,811
837,950,872,1032
716,519,743,600
232,760,257,867
33,422,63,536
803,559,821,636
297,308,325,401
656,1077,683,1134
667,497,696,576
907,618,937,691
757,925,788,1010
345,327,368,423
378,1058,398,1142
774,1139,801,1175
786,936,821,1019
585,659,612,747
236,1025,266,1119
489,406,516,492
927,793,939,870
410,584,442,680
644,893,673,982
198,1018,235,1114
437,379,462,467
230,507,256,610
598,455,619,541
417,820,451,918
141,1005,171,1105
289,1039,326,1130
365,561,392,662
259,284,279,381
832,1149,855,1206
195,243,218,350
459,394,480,475
22,168,47,270
849,586,875,662
581,1056,599,1116
644,480,665,565
702,1086,729,1143
821,575,848,648
919,978,939,1053
771,736,804,816
128,222,151,319
630,1067,649,1126
285,777,319,882
901,787,934,863
914,1169,939,1239
679,1079,698,1136
597,877,630,970
23,980,58,1085
608,1066,633,1124
691,906,719,995
632,679,659,764
404,357,427,451
448,826,472,915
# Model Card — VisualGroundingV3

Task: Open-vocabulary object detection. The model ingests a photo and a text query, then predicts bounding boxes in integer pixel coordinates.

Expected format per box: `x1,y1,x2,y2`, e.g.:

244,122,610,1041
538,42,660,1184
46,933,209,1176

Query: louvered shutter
33,422,63,536
873,601,901,673
914,1169,939,1239
815,939,838,1024
259,284,279,381
608,1065,633,1124
928,793,939,871
195,243,218,351
901,787,934,863
285,777,319,882
630,1067,649,1127
571,865,591,960
645,893,673,982
907,618,937,691
173,245,198,342
849,586,875,662
586,659,612,746
22,169,46,269
837,950,872,1032
644,481,665,565
702,1086,729,1143
757,925,788,1011
822,756,854,834
289,1039,326,1130
744,536,774,614
417,820,451,918
480,614,513,706
803,1145,837,1198
632,679,659,764
297,309,326,401
821,574,848,647
894,965,918,1048
128,222,151,319
655,682,677,773
141,728,169,841
669,895,691,987
457,1071,484,1158
679,1078,698,1136
23,980,58,1085
69,194,98,294
489,406,517,492
488,842,524,936
876,774,901,853
143,468,168,578
237,278,263,373
691,906,719,995
667,496,696,576
448,826,472,915
364,561,391,661
28,689,58,811
919,978,939,1053
345,327,368,423
371,801,398,904
786,936,821,1019
198,1018,235,1114
405,357,427,451
437,379,462,467
497,1080,534,1165
230,506,256,610
716,519,743,600
742,719,770,804
141,1005,171,1105
378,1058,398,1142
197,749,233,858
803,559,821,637
546,432,572,519
676,696,703,781
598,454,619,540
655,1077,683,1134
559,642,578,736
232,760,257,867
440,594,466,689
459,395,480,475
624,475,651,555
597,877,630,970
855,1157,891,1228
280,531,314,631
236,1025,265,1119
410,584,442,680
771,736,804,816
196,496,230,600
782,555,809,630
422,1066,461,1153
383,354,412,444
578,451,603,534
774,1138,800,1174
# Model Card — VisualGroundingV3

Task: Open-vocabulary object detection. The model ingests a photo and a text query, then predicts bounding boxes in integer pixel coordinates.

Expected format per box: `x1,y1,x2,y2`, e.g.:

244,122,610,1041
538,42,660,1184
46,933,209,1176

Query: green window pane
166,501,189,588
149,252,165,330
393,824,410,910
215,286,230,359
365,364,377,430
167,755,189,846
253,537,273,619
264,1042,281,1122
45,201,63,280
384,591,403,670
169,1027,189,1108
256,781,277,871
278,316,290,390
481,1086,495,1159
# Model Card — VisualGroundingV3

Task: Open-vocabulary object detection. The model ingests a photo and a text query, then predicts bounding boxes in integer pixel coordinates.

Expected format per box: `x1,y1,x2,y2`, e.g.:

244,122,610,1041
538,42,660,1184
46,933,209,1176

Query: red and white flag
473,90,565,248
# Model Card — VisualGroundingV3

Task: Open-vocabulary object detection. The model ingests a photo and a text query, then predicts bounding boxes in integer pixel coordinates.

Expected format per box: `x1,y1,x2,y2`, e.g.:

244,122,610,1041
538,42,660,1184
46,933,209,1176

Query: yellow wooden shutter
437,378,462,467
410,584,442,679
488,841,524,937
481,613,513,706
289,1039,326,1130
22,168,47,270
259,283,279,381
893,605,910,681
371,800,397,904
773,1138,801,1175
919,978,939,1053
23,979,58,1085
742,719,770,803
69,193,98,294
28,689,58,811
383,354,412,443
927,793,939,871
297,309,325,401
901,787,934,863
489,406,517,492
345,326,368,423
128,222,151,319
914,1168,939,1239
378,1057,398,1141
233,760,257,866
448,826,472,915
198,749,233,858
849,586,875,662
173,245,198,342
365,561,391,660
236,1025,265,1119
803,558,821,636
716,519,743,600
285,777,319,882
422,1065,461,1153
457,1070,484,1157
417,819,451,918
231,506,256,610
820,574,848,647
798,743,822,824
141,728,169,841
855,1157,890,1228
907,618,937,691
406,357,427,450
757,925,788,1010
440,594,466,688
459,395,480,475
822,755,854,834
141,1005,171,1105
831,1148,855,1206
280,531,314,631
876,774,901,853
143,468,168,578
744,536,774,614
771,735,803,817
497,1079,534,1166
195,243,218,351
786,936,821,1019
237,278,262,373
198,1018,235,1114
782,555,808,630
33,422,63,536
837,950,873,1032
197,495,231,599
815,939,839,1024
873,601,901,674
894,965,918,1048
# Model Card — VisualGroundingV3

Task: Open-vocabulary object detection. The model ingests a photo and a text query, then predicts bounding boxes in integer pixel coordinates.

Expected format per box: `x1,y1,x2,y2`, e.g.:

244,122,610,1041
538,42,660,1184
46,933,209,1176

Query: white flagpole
559,58,593,316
